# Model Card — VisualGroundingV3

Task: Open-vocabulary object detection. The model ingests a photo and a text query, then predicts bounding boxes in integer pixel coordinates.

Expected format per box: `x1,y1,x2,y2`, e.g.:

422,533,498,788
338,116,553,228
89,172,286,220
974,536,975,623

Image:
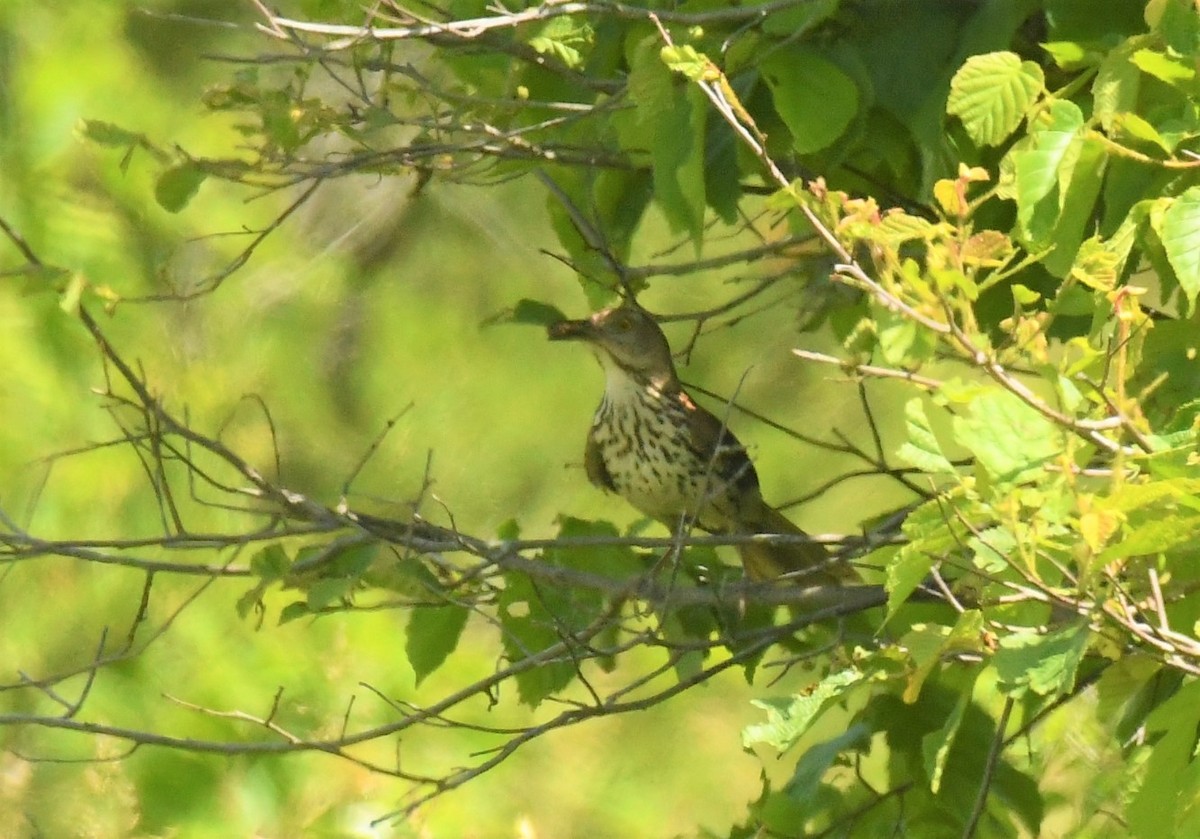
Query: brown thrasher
549,303,837,583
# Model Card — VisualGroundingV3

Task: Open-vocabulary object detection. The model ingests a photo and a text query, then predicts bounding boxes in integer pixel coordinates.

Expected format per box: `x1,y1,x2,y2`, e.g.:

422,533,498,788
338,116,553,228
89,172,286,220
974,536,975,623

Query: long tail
736,503,840,583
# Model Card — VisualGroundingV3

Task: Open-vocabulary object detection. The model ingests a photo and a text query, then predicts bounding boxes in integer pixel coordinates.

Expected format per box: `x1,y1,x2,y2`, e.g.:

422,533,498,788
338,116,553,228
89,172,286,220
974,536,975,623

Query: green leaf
659,44,714,81
1159,186,1200,312
896,398,957,475
250,544,291,580
1093,38,1143,132
306,576,355,610
951,389,1064,484
922,669,979,793
885,544,935,620
77,118,142,148
1130,48,1195,87
760,48,858,155
900,612,984,702
1010,100,1085,247
528,16,592,70
278,601,310,625
761,0,838,37
946,51,1043,146
1043,135,1108,277
993,623,1089,698
406,605,470,686
495,298,568,327
742,669,864,752
628,38,706,241
785,723,871,802
1128,680,1200,839
155,164,207,213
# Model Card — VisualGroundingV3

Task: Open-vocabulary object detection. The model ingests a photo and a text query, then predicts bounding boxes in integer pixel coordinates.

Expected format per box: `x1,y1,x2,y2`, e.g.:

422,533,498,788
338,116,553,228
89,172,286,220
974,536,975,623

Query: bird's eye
615,316,632,332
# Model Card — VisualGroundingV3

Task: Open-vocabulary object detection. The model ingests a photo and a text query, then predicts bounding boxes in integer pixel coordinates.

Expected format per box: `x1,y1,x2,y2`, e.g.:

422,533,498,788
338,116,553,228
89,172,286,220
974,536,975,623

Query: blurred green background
0,2,909,836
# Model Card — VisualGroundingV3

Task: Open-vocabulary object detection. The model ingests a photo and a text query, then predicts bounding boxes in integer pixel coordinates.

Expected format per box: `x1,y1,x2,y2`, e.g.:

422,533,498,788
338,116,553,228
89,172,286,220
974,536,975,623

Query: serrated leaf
896,398,956,475
760,49,858,155
155,164,206,213
1159,186,1200,312
994,623,1089,697
951,389,1063,484
406,604,470,686
947,51,1043,146
742,669,864,752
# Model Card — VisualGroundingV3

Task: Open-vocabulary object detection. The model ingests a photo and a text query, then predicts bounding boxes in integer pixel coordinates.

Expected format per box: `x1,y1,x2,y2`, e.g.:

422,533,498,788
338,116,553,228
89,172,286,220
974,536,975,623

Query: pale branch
257,0,827,49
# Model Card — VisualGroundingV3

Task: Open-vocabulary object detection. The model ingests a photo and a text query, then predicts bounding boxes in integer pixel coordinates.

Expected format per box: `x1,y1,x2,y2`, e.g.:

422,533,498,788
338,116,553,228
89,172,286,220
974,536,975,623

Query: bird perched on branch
549,302,840,583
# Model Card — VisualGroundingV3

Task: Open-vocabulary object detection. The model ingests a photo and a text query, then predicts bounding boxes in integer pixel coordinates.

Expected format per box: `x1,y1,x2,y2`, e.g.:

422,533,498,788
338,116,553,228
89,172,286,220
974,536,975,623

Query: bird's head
548,304,677,384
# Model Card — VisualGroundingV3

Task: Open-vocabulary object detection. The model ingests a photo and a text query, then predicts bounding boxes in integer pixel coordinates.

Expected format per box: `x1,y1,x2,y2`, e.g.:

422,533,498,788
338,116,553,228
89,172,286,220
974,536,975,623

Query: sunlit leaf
743,669,864,752
760,49,858,154
994,623,1089,697
952,389,1064,484
1159,186,1200,311
947,51,1043,146
896,398,956,475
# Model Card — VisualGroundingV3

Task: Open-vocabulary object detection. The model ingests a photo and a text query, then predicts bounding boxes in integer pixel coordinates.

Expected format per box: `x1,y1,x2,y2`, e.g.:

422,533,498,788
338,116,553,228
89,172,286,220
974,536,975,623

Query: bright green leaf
1130,48,1195,86
947,51,1043,146
1093,39,1143,132
660,44,714,81
885,544,935,620
743,669,864,752
952,389,1064,484
1010,100,1085,246
994,623,1089,697
760,49,858,155
896,398,956,475
1159,186,1200,311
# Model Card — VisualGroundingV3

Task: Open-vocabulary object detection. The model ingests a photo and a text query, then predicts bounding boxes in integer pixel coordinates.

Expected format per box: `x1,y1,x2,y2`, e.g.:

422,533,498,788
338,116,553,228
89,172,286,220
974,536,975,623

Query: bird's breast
589,386,735,528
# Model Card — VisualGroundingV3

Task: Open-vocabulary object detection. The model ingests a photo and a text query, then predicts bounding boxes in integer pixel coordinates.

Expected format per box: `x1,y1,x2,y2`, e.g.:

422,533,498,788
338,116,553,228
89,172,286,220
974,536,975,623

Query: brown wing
675,388,760,498
584,430,617,492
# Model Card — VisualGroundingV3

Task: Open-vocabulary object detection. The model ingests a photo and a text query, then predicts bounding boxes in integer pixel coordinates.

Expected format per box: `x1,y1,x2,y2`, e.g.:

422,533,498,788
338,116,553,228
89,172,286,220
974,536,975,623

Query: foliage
3,0,1200,836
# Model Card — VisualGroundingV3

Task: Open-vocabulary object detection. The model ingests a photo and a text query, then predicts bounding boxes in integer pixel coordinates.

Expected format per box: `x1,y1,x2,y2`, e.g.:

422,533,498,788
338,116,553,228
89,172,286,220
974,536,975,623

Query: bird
548,302,838,583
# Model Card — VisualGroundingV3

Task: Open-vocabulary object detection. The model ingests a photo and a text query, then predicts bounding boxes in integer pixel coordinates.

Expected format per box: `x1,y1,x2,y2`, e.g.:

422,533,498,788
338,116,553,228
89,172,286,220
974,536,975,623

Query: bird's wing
676,388,760,496
584,430,617,492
